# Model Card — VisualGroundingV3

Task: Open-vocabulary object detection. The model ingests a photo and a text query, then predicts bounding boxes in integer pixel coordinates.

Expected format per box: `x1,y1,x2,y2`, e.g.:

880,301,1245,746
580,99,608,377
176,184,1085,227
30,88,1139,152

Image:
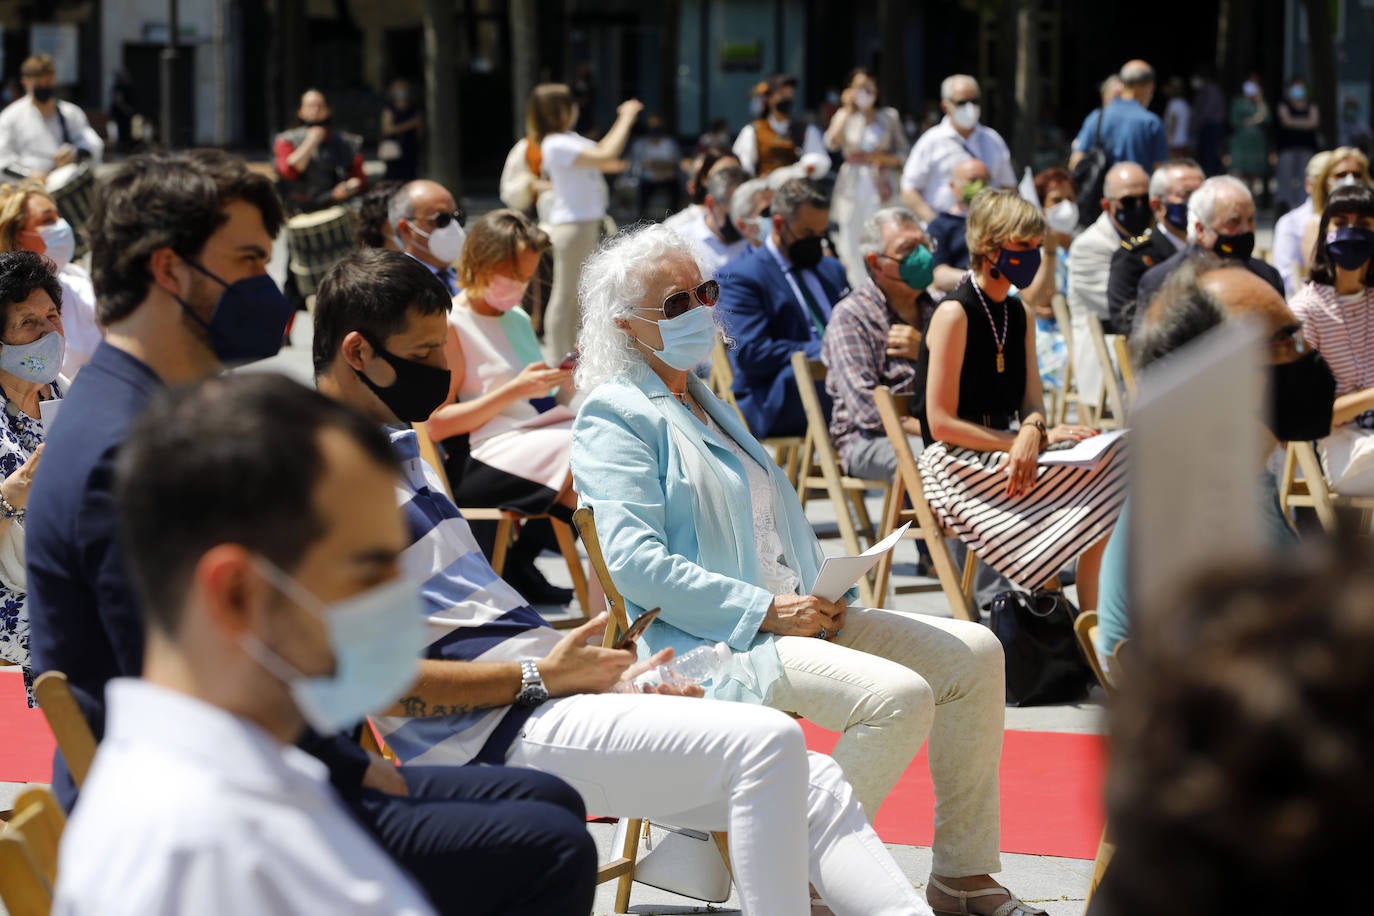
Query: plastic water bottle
622,642,732,693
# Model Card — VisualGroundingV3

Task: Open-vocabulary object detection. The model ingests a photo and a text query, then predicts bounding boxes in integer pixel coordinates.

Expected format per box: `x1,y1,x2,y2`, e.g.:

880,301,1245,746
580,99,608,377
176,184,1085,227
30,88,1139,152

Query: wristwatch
514,659,549,708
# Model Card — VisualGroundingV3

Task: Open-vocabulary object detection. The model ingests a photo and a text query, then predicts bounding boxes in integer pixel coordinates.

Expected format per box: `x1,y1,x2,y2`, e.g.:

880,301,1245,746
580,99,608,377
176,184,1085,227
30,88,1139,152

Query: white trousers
767,608,1006,878
505,692,930,916
543,219,602,363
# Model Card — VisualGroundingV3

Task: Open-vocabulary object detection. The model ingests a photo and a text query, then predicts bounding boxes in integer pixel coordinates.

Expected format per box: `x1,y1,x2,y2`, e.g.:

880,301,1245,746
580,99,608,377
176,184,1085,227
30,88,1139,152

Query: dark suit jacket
716,245,850,437
1134,245,1285,334
1107,228,1181,334
26,342,370,808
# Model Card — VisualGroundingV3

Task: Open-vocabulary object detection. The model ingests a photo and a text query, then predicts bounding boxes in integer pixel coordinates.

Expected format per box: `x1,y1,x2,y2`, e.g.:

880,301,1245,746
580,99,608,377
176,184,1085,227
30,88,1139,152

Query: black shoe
503,555,575,606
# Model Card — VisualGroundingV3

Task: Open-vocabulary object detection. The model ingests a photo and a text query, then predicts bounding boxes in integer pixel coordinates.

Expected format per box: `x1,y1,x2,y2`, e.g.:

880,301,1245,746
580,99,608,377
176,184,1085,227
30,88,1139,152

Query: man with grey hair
1135,174,1283,325
1070,59,1168,172
673,164,749,278
729,176,773,249
899,74,1015,224
388,178,466,295
1068,161,1151,401
1107,158,1205,331
718,177,849,437
821,206,935,478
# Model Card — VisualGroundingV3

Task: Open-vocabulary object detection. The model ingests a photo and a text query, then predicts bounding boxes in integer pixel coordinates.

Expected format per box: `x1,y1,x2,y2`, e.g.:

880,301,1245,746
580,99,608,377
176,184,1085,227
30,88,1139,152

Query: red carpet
802,720,1106,860
0,670,55,783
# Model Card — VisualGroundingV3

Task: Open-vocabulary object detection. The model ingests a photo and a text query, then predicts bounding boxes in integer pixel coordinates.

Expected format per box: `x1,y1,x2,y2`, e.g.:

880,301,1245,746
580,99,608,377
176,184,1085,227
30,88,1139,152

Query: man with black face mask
1068,161,1150,405
1107,158,1205,332
273,89,368,214
0,53,104,184
731,73,827,178
1136,175,1284,328
717,177,849,437
674,164,749,278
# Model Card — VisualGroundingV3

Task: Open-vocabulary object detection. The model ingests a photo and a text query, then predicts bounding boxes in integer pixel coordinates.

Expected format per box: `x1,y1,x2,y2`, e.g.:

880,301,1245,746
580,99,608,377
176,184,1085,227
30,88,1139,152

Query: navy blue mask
178,261,294,365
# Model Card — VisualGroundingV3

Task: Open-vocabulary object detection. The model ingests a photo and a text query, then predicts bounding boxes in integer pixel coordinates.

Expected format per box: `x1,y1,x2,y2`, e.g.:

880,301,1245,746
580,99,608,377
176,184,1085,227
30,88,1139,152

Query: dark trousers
351,764,597,916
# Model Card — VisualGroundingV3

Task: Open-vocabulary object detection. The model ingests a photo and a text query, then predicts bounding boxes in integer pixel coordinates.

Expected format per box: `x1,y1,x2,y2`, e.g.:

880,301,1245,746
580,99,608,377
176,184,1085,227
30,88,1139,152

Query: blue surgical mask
0,330,64,385
642,305,718,371
994,247,1042,289
243,559,426,735
37,219,75,271
177,260,295,365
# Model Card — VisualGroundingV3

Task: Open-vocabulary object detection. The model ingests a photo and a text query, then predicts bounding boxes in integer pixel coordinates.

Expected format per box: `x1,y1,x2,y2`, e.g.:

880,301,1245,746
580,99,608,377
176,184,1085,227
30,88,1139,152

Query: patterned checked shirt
370,427,562,767
820,279,935,470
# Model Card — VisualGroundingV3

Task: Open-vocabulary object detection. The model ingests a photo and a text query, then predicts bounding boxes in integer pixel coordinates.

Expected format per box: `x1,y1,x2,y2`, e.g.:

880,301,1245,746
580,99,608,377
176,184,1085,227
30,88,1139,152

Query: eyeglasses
1114,194,1149,209
645,280,720,320
949,96,980,106
420,210,466,229
1332,170,1364,181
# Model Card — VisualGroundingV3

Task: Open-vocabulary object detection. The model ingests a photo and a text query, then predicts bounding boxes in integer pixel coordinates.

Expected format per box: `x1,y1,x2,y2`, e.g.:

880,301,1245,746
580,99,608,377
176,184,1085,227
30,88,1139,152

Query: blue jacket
716,243,849,437
571,367,856,704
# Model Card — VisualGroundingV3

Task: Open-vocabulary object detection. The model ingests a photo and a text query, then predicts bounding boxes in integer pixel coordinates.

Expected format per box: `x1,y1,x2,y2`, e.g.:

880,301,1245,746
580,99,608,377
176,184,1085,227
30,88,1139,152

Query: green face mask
961,179,987,206
897,245,935,290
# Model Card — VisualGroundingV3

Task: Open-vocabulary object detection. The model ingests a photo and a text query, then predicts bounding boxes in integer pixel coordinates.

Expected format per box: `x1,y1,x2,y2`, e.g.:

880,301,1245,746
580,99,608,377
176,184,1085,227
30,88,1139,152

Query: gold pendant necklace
968,272,1010,374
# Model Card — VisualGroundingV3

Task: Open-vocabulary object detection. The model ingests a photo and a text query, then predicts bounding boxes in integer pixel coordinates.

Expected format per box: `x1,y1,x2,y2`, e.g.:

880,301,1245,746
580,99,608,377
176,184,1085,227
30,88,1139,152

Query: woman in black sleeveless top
917,189,1126,610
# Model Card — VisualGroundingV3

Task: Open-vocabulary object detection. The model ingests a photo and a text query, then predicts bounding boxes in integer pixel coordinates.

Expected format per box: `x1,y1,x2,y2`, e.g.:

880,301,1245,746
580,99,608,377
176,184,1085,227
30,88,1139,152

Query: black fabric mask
31,87,54,103
773,98,794,117
356,339,453,423
1113,199,1152,238
786,234,824,270
1213,230,1255,261
1267,350,1336,442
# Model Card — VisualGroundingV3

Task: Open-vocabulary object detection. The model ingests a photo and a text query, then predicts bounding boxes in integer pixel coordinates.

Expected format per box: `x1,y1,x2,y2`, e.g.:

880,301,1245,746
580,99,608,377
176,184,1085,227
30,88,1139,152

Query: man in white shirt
0,54,103,183
899,74,1015,224
732,74,827,177
674,164,749,277
1273,150,1332,296
54,374,439,915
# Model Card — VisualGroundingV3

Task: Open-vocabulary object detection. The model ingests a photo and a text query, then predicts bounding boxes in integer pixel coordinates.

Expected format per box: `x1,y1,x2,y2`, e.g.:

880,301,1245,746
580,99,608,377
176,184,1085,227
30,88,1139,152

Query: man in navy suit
717,178,850,438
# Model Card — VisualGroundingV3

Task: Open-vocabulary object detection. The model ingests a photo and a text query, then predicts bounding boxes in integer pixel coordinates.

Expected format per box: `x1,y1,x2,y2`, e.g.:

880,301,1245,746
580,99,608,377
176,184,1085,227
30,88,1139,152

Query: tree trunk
1012,0,1039,174
1302,0,1337,148
876,0,907,117
509,0,537,142
658,0,680,133
422,0,463,197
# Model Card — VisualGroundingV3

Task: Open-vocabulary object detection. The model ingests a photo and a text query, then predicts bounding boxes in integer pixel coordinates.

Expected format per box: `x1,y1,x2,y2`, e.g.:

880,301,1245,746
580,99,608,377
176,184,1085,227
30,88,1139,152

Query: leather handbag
1071,106,1111,228
608,819,733,902
989,589,1094,706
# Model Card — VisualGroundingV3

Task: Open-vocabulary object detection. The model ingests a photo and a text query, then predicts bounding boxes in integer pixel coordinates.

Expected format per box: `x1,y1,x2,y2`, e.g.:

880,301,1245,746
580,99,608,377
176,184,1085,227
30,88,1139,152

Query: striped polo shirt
1290,281,1374,397
370,427,561,767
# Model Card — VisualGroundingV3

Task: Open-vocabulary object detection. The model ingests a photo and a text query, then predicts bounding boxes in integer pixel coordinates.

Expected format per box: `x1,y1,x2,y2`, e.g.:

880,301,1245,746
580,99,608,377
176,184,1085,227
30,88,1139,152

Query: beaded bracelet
0,491,24,522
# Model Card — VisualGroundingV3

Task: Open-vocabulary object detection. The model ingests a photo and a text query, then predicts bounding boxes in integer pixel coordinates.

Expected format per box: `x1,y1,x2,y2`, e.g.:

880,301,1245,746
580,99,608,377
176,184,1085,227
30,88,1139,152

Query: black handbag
1071,106,1111,228
988,589,1094,706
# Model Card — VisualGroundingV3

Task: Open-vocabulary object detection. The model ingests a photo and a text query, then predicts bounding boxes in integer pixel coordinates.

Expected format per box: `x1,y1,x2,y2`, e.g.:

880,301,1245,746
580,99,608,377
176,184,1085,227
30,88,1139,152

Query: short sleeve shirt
899,118,1016,214
540,132,607,224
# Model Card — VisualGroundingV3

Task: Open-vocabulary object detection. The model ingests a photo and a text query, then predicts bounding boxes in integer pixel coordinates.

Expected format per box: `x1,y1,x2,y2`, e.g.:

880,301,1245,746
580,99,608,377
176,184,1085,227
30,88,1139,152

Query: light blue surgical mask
642,305,718,371
243,559,425,735
37,218,75,271
0,330,64,385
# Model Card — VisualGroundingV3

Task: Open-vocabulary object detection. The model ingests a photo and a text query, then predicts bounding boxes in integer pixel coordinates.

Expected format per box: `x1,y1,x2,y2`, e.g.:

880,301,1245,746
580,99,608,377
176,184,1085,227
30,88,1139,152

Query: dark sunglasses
422,210,466,229
1114,194,1149,209
647,280,720,320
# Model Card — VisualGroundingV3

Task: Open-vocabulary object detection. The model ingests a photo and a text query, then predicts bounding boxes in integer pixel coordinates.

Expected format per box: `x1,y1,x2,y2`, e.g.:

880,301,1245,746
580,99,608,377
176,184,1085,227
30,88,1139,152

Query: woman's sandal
928,876,1049,916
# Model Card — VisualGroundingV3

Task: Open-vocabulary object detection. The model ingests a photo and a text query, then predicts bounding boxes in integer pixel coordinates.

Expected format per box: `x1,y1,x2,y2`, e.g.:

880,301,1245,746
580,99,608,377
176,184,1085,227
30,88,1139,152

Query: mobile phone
558,351,578,370
614,607,662,649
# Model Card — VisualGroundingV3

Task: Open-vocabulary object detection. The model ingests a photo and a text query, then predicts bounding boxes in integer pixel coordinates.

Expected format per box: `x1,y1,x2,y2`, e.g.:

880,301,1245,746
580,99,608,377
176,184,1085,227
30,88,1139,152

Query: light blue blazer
571,366,856,703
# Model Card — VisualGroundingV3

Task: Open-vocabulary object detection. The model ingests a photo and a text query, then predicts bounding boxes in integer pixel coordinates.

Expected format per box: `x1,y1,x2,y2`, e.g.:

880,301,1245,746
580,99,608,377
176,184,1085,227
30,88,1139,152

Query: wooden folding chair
412,423,591,624
1111,335,1138,398
0,786,64,916
33,671,98,791
1084,313,1127,429
870,387,979,620
1278,440,1374,533
1072,610,1116,695
791,352,894,607
711,338,804,487
1049,293,1084,426
571,506,733,913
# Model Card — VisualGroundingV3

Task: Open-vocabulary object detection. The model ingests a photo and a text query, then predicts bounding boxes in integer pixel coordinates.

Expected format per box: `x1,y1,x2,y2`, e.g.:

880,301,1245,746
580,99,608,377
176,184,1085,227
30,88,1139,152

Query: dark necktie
437,267,458,296
791,270,828,339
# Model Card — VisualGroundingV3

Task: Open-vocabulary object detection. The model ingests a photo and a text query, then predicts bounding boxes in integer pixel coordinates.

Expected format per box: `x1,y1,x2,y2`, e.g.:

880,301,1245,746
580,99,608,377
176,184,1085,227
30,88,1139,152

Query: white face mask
853,88,876,111
1335,174,1362,190
951,102,980,131
412,220,467,265
37,219,75,272
1045,199,1079,235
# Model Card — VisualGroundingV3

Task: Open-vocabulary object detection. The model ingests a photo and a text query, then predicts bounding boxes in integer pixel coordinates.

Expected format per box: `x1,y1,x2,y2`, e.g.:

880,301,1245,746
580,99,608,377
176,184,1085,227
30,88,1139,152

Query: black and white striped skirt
918,440,1127,590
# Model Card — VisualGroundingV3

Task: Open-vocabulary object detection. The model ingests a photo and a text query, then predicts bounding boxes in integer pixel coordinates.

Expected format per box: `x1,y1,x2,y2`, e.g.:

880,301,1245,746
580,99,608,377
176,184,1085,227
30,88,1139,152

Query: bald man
1067,161,1151,401
928,157,991,294
1070,59,1168,172
388,179,465,295
274,89,368,214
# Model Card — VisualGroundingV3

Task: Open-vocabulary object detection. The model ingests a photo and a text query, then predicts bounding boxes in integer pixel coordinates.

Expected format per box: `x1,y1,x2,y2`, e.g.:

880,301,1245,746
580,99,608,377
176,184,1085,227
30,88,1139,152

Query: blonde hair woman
1301,147,1372,266
917,189,1125,609
525,83,642,362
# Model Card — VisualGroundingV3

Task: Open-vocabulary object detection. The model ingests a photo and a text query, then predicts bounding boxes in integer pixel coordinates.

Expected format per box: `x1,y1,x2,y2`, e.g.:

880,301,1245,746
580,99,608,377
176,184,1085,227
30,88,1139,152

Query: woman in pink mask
426,208,582,605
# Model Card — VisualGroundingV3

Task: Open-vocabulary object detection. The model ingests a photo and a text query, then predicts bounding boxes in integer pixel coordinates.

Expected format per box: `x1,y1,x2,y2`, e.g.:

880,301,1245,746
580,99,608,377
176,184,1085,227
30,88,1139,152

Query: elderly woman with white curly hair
570,223,1045,916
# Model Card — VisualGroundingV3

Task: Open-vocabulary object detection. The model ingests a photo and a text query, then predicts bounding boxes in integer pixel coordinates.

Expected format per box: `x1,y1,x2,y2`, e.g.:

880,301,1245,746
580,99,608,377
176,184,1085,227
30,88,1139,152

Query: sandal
928,876,1048,916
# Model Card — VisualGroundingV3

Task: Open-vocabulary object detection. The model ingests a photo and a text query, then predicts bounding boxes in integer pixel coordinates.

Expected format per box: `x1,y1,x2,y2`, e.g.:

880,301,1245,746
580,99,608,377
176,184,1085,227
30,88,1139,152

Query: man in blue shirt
1070,60,1168,172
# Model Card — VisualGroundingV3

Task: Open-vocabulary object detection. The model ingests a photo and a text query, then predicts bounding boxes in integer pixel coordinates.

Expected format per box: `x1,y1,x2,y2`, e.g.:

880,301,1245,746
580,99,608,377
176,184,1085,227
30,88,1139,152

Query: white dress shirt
55,679,435,916
732,117,827,176
1273,197,1314,296
0,97,104,175
899,116,1016,214
675,206,747,278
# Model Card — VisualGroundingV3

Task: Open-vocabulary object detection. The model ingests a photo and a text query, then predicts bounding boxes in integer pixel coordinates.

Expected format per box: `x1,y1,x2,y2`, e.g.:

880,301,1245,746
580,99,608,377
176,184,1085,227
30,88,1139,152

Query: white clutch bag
608,819,733,902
